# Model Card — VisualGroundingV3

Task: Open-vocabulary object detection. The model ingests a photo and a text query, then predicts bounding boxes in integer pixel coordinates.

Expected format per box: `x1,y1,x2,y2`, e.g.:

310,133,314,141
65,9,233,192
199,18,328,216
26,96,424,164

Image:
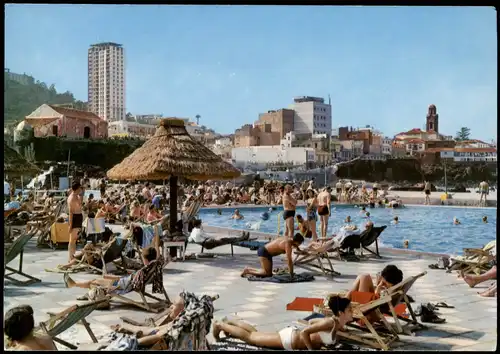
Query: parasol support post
169,176,178,233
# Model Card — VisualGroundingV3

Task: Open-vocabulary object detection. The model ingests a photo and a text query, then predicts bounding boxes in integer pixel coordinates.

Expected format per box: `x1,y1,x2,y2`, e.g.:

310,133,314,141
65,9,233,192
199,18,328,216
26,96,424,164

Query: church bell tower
426,104,439,133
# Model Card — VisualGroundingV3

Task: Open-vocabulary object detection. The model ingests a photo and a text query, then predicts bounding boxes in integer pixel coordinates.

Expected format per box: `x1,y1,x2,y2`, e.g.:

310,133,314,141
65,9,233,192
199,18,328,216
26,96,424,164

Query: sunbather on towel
212,295,353,350
346,264,404,322
63,246,159,292
241,233,304,278
4,305,57,351
188,219,250,249
461,265,497,297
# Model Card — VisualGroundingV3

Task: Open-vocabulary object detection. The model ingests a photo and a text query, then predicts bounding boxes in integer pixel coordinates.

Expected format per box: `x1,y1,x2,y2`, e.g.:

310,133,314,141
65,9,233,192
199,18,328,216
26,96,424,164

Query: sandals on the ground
434,302,454,309
428,264,440,269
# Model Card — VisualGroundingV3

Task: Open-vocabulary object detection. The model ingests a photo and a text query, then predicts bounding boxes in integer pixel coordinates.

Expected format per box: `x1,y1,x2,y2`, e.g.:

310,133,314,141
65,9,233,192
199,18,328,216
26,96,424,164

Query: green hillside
4,74,86,127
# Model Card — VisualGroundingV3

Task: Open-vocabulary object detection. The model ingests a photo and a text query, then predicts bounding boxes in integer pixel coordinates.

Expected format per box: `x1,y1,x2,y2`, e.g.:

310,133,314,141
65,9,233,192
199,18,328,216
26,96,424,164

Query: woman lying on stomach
211,295,353,350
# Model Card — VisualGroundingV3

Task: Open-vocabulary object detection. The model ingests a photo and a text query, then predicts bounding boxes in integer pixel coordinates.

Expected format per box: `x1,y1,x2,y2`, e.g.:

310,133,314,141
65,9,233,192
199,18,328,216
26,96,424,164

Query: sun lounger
107,256,171,313
359,225,387,258
38,299,108,350
447,241,496,275
4,228,42,286
182,196,203,227
293,238,341,276
120,294,220,327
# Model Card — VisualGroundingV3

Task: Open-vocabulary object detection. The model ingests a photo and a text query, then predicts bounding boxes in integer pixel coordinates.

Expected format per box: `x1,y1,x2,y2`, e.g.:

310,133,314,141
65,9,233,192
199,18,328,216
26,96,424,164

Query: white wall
291,101,332,135
231,146,315,166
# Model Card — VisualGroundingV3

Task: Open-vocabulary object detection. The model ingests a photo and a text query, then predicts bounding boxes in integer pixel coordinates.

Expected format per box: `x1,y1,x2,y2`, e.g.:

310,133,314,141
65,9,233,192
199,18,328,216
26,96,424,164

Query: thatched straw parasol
107,118,241,231
4,142,41,178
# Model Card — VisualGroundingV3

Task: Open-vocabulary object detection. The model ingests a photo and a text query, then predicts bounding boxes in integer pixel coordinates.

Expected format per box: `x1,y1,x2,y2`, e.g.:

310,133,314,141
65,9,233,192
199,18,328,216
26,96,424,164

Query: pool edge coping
202,224,452,259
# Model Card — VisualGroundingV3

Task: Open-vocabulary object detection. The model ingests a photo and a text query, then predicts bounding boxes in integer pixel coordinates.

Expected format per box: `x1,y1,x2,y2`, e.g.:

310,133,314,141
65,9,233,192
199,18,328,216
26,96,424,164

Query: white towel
85,218,106,234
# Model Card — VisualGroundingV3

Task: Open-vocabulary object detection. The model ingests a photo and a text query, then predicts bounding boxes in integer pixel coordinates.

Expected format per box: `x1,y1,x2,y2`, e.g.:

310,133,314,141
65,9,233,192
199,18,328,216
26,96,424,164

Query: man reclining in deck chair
63,246,161,293
211,295,354,350
4,305,57,351
188,219,251,250
241,233,304,278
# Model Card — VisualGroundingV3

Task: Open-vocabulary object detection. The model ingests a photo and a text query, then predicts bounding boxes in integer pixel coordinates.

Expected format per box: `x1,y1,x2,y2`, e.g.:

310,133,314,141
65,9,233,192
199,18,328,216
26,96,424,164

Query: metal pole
50,171,53,190
67,149,71,178
444,161,448,194
21,176,24,192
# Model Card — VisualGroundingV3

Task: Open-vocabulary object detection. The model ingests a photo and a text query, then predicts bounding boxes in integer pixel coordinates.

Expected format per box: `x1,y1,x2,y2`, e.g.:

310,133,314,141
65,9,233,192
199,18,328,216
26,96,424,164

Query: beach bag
87,287,110,309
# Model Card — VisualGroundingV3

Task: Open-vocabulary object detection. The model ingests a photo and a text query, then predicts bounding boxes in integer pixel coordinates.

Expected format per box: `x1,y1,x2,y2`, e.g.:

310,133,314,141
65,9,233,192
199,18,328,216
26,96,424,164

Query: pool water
199,205,497,255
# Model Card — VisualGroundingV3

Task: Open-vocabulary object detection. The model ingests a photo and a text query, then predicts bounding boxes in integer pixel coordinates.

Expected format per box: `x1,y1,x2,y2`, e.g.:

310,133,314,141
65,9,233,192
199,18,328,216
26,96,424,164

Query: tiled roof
48,105,104,121
405,138,425,144
455,147,496,153
396,128,424,136
425,147,455,153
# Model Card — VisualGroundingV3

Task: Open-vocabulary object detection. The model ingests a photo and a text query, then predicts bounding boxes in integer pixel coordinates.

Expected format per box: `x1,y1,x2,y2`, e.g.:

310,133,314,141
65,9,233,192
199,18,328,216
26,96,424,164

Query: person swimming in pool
453,217,461,225
344,215,352,223
392,216,399,225
482,216,488,223
359,206,366,214
232,209,244,220
241,233,304,278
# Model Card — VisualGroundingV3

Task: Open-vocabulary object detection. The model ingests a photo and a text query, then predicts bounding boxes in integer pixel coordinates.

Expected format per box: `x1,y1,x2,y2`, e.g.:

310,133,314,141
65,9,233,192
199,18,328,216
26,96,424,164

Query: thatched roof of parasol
4,142,41,176
107,118,241,181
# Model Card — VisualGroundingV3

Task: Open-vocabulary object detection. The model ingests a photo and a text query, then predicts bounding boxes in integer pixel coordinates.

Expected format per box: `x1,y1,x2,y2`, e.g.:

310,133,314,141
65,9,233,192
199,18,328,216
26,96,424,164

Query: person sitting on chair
241,233,304,278
63,246,161,291
4,305,57,350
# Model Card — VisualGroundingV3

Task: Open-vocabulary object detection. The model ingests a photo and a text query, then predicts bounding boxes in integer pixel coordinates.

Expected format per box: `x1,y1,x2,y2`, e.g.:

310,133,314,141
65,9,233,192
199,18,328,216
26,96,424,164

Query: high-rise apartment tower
88,42,125,122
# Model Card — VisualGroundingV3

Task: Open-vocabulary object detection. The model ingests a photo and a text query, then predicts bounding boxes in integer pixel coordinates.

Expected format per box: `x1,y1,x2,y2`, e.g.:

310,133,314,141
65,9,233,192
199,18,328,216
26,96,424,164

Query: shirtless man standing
282,184,297,240
317,187,332,239
67,182,83,262
241,233,304,278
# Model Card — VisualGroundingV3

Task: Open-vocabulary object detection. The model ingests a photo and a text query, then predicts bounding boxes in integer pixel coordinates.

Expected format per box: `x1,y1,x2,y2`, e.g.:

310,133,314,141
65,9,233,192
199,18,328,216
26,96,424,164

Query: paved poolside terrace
4,222,496,351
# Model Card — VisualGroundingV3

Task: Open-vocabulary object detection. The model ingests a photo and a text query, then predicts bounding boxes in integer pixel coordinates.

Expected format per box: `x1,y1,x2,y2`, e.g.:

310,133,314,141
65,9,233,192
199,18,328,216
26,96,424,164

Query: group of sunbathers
216,265,405,350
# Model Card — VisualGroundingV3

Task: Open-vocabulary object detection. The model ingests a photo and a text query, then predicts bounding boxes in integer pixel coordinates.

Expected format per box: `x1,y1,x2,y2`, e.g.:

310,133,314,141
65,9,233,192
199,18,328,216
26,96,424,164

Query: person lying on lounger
211,295,353,350
241,233,304,278
461,265,497,297
188,219,250,249
63,246,160,291
110,295,186,347
345,264,403,323
4,305,57,351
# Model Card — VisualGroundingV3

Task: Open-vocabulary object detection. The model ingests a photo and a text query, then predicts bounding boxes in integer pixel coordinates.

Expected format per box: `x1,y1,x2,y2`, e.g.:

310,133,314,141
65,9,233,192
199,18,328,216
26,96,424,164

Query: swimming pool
199,205,497,255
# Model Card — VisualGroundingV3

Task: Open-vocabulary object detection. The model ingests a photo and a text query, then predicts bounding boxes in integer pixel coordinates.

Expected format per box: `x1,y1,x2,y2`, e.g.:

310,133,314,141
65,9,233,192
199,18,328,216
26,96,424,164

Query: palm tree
195,114,201,125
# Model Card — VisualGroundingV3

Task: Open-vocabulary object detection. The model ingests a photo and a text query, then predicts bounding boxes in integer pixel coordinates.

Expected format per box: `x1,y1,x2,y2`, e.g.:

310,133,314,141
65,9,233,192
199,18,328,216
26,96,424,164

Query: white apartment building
290,96,332,135
382,137,393,155
88,42,125,122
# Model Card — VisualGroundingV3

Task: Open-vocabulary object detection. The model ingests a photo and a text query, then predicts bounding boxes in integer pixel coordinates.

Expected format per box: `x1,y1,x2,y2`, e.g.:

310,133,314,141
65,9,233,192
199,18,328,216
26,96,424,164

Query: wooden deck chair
86,236,130,274
381,271,427,335
120,294,220,327
108,258,171,313
447,241,496,275
182,196,203,225
293,238,341,276
4,228,42,286
339,295,399,350
359,225,387,258
39,299,108,350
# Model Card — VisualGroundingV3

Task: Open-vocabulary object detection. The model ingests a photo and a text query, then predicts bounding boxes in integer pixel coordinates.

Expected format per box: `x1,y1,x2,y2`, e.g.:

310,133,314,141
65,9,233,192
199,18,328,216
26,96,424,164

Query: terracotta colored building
338,126,372,154
234,123,280,147
256,109,295,139
25,104,108,139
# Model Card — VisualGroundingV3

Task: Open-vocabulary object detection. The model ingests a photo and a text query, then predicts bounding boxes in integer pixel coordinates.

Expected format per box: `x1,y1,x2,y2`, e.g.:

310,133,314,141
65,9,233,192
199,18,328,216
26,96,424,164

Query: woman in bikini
305,189,318,242
211,295,353,350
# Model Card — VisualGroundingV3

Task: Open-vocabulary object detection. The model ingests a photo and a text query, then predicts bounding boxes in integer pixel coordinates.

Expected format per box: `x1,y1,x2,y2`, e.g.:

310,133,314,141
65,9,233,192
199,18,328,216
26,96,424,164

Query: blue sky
5,5,497,141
